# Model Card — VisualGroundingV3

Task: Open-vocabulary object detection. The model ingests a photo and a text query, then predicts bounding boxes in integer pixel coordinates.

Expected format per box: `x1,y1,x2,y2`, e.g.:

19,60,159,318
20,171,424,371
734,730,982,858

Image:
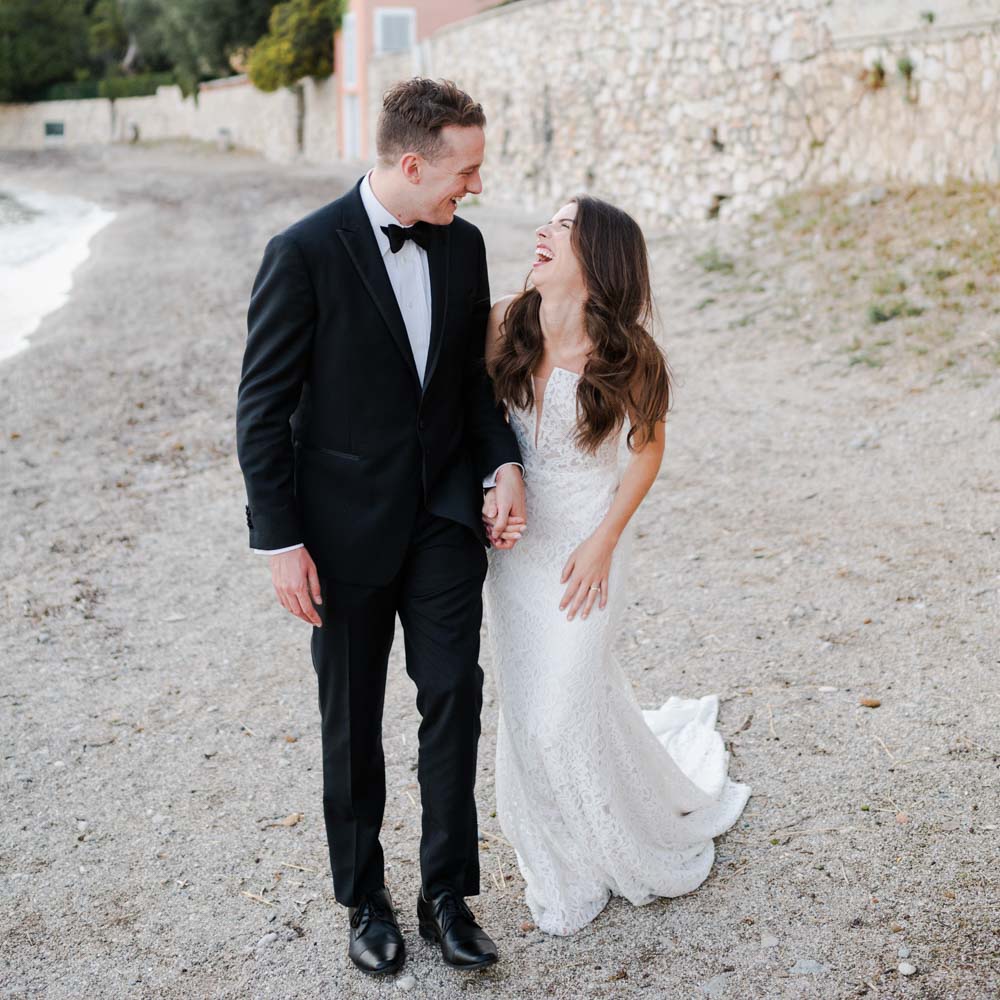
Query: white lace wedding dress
483,366,751,936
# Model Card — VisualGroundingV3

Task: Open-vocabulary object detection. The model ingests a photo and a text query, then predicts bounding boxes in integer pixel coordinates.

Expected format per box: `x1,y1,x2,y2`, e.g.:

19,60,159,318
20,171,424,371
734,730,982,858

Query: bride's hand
559,529,615,620
482,488,526,549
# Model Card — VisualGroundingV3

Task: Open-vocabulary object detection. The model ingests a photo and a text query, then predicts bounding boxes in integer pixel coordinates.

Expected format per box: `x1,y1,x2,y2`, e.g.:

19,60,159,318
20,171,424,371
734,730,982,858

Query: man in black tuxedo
236,78,525,975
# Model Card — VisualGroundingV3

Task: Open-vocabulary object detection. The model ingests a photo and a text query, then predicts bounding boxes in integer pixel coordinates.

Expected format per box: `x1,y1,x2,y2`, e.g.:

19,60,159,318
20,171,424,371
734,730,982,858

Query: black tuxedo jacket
236,179,522,587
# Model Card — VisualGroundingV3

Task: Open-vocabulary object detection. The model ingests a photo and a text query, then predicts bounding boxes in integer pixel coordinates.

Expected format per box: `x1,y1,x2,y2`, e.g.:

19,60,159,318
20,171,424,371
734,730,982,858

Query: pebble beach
0,143,997,1000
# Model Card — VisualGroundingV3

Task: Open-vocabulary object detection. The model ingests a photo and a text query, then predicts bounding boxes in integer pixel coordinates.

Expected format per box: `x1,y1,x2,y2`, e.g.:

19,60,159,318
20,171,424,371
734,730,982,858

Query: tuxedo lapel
337,186,421,390
422,224,450,390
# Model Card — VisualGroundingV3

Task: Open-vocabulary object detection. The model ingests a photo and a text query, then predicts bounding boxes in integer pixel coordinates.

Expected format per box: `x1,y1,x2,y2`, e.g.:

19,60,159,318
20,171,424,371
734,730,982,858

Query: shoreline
0,186,115,363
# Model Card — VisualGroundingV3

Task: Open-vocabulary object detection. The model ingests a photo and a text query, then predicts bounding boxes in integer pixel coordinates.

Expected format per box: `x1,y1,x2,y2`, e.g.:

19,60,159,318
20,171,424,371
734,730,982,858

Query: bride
481,195,751,936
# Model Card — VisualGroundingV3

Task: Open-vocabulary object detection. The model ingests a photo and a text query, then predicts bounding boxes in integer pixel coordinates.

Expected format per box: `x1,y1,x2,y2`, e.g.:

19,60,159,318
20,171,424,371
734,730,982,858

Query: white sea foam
0,187,115,363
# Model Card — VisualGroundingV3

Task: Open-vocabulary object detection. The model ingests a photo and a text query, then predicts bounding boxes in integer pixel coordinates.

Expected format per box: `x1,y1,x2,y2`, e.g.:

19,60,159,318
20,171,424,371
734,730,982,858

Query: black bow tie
381,221,433,254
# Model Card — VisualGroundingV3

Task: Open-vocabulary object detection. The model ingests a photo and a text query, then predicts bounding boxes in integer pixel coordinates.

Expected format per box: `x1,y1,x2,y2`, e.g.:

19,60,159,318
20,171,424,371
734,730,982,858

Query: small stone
255,931,278,949
850,429,879,450
818,685,837,693
701,973,732,997
890,922,904,933
520,920,535,932
77,820,89,832
898,945,911,958
53,761,65,769
761,934,779,948
859,697,881,708
396,974,417,991
789,958,828,975
846,185,887,208
151,813,167,826
898,962,917,976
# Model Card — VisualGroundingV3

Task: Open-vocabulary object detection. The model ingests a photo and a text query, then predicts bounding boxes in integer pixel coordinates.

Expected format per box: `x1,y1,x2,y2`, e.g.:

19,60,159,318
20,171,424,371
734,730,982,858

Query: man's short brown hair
376,78,486,164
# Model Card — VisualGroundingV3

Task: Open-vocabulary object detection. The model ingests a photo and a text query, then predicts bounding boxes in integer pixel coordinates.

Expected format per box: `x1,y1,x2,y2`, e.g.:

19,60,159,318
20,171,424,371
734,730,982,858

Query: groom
236,78,525,975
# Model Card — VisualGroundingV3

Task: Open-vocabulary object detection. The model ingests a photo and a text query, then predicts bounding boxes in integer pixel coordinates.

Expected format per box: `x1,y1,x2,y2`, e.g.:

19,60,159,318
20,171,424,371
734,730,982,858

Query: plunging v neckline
531,365,582,449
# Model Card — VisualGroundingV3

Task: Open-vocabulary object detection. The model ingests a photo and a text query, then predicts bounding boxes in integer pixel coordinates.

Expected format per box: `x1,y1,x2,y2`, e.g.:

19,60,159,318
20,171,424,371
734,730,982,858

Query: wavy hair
488,195,671,453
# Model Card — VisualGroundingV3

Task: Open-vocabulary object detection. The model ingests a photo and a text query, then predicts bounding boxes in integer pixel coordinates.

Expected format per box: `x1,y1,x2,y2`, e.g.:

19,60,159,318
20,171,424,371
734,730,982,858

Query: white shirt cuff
482,463,524,489
252,543,304,555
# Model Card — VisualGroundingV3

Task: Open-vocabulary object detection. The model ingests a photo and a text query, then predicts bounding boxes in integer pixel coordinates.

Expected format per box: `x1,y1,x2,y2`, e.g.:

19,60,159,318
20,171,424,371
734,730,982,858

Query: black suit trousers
311,506,488,907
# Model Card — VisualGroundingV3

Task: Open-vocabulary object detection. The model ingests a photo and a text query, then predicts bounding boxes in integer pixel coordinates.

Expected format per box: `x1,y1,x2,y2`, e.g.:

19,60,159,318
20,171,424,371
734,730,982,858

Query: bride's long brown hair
488,195,671,454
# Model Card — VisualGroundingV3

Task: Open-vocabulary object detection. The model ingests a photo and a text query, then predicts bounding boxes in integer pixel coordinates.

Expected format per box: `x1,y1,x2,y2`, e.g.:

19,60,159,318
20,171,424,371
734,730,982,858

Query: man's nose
466,170,483,195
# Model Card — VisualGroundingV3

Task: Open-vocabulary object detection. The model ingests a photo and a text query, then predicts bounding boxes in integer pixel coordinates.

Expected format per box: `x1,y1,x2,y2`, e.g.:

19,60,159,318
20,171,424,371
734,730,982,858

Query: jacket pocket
297,442,361,462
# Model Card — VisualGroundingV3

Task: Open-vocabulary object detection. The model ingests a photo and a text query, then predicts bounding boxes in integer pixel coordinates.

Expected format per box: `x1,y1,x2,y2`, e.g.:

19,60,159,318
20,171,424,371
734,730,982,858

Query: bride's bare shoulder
489,294,518,323
486,294,518,361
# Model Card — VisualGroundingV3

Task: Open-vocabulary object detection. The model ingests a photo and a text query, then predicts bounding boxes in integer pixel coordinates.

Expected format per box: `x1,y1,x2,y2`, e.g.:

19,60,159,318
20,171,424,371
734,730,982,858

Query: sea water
0,187,115,363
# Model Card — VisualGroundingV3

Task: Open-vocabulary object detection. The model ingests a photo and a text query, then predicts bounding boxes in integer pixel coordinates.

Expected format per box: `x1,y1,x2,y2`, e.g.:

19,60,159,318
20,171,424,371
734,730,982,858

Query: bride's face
531,202,584,293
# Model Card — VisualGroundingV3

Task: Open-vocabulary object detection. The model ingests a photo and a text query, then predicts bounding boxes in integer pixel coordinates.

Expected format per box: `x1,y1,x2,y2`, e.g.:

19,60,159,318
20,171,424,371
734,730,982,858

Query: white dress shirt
254,172,520,555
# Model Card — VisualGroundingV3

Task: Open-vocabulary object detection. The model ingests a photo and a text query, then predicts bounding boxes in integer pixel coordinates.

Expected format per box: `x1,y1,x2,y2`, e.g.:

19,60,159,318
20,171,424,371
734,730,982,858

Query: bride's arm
483,295,526,548
560,416,666,621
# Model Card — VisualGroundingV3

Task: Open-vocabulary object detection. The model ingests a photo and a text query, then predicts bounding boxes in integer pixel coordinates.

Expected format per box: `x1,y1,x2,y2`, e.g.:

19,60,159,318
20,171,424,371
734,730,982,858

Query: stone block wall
0,75,340,167
366,0,1000,227
0,97,114,148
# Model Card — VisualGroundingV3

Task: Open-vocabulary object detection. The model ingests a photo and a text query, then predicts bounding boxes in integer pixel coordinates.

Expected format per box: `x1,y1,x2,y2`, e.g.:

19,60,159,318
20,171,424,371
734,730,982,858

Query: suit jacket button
418,419,426,431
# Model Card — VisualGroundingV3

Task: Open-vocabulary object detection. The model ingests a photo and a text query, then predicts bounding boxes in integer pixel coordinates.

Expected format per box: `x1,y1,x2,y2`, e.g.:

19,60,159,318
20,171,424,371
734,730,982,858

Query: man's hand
490,464,527,548
482,489,525,549
270,547,322,626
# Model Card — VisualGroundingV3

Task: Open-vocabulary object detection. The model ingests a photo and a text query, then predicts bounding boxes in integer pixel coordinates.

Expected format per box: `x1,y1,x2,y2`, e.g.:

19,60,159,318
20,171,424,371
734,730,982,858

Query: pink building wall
335,0,492,162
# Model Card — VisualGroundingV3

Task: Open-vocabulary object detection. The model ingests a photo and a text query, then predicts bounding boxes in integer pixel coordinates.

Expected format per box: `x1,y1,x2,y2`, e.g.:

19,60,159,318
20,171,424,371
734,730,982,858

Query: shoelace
435,893,475,935
350,894,396,934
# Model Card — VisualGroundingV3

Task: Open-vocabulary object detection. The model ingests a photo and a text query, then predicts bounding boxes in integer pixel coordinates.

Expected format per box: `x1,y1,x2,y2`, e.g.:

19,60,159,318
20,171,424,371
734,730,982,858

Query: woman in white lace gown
480,196,750,936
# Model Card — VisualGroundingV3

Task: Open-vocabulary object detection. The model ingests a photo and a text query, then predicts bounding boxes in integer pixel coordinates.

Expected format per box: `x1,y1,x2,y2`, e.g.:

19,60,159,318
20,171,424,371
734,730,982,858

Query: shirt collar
360,170,407,259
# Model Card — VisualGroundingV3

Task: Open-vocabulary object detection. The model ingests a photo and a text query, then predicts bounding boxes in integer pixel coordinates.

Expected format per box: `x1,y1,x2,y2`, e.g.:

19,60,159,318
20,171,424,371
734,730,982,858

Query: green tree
146,0,275,94
0,0,89,101
88,0,129,74
248,0,343,92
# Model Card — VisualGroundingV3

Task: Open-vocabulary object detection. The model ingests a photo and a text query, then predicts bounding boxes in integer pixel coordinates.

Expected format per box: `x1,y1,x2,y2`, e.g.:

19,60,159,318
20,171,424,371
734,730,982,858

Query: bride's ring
589,584,601,591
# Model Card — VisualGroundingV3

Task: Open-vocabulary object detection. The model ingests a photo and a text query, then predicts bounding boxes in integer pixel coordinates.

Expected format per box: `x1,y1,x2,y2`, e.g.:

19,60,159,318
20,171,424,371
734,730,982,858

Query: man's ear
400,153,422,185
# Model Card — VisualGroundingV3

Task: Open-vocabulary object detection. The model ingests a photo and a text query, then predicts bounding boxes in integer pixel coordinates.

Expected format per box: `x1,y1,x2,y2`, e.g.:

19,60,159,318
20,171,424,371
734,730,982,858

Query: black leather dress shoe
417,888,498,969
347,886,405,975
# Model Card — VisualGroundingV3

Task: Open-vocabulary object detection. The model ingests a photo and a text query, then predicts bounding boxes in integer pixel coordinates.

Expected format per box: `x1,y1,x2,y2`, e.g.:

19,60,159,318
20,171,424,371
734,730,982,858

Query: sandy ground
0,144,997,1000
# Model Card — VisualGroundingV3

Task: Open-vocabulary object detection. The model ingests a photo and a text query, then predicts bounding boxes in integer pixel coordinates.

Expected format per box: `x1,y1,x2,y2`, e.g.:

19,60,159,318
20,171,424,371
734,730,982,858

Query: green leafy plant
868,300,924,324
860,58,887,91
694,247,736,274
248,0,344,92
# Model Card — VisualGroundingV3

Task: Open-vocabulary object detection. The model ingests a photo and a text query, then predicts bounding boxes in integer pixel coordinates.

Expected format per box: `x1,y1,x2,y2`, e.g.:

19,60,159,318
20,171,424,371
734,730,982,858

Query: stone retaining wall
369,0,1000,226
0,75,339,166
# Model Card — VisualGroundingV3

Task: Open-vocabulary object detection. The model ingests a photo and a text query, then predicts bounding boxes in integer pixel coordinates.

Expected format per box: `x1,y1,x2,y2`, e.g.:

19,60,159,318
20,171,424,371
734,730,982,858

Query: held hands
482,489,526,548
270,547,323,626
483,464,528,550
560,528,617,621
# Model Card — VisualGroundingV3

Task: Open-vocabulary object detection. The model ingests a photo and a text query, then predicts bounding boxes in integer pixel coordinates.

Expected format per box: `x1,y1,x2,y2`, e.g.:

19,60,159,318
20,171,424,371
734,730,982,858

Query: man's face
414,125,485,225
